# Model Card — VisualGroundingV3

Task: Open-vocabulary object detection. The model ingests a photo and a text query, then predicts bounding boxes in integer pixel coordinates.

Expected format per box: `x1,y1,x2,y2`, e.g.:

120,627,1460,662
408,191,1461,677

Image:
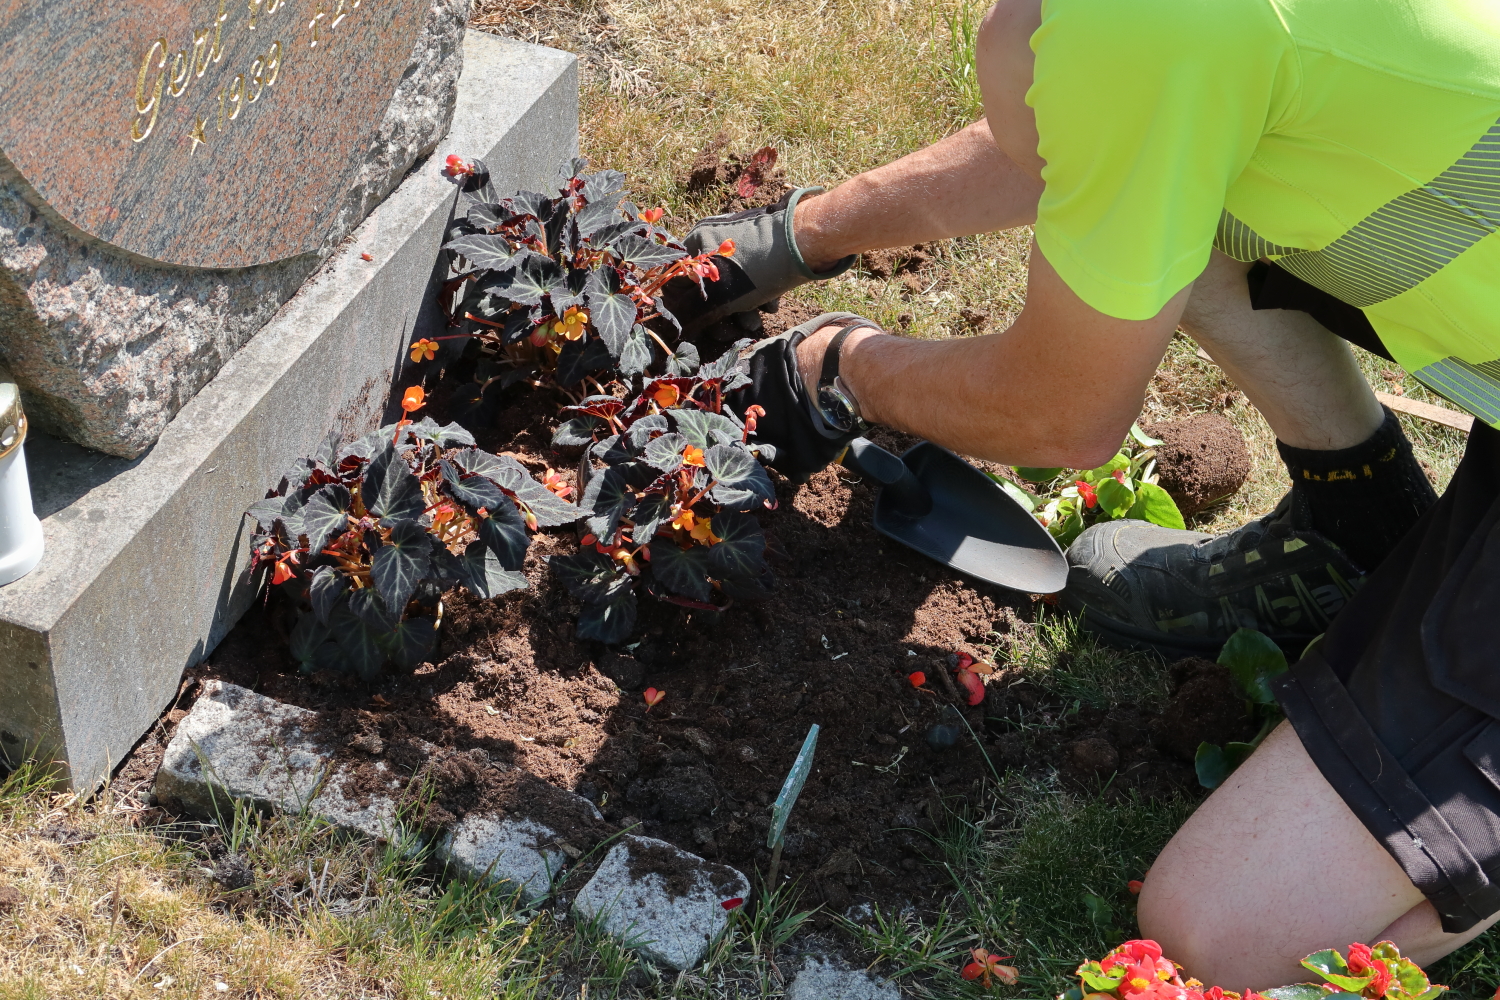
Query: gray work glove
667,187,856,336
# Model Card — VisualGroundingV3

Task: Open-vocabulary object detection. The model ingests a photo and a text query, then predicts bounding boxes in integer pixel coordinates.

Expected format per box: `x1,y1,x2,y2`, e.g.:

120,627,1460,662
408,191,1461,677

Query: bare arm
796,241,1190,469
793,120,1043,271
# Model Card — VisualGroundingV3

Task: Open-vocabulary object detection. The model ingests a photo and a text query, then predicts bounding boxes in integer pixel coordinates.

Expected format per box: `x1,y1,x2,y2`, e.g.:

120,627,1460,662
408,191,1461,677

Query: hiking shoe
1061,489,1368,658
670,187,855,335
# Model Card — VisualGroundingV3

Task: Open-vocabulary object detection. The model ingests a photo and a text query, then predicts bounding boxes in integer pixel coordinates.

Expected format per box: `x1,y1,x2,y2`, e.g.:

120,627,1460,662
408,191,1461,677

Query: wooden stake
1374,391,1473,432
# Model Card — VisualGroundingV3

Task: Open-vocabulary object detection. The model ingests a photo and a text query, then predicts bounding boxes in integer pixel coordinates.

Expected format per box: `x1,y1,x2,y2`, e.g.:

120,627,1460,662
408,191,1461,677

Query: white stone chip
787,957,902,1000
572,834,750,971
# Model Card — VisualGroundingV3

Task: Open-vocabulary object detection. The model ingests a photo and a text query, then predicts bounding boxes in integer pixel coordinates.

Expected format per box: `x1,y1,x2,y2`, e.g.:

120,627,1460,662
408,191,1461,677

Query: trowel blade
870,441,1068,594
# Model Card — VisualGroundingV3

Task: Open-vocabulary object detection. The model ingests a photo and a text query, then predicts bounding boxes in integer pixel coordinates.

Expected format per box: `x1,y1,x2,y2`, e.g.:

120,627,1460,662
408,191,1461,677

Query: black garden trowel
839,437,1068,594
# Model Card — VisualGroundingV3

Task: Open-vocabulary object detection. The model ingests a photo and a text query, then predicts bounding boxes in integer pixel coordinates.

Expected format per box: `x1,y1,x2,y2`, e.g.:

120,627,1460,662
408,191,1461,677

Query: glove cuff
784,187,857,282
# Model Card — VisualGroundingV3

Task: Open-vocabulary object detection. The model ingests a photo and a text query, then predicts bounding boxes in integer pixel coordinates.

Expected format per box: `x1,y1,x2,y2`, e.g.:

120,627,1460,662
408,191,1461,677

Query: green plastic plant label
767,723,819,849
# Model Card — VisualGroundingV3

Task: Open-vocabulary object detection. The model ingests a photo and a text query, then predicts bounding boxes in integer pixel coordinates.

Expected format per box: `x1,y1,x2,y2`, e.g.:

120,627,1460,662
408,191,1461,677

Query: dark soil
1151,658,1258,762
153,349,1235,921
680,134,790,213
0,884,21,913
625,839,745,900
1143,412,1251,516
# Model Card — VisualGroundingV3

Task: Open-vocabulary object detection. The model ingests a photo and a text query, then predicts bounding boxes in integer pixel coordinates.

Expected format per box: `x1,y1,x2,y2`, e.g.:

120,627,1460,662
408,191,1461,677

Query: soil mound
1143,412,1250,516
1150,658,1258,762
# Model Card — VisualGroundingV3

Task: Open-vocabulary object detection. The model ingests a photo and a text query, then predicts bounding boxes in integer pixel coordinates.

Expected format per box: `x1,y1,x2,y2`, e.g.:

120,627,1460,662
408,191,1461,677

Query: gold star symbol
188,118,208,156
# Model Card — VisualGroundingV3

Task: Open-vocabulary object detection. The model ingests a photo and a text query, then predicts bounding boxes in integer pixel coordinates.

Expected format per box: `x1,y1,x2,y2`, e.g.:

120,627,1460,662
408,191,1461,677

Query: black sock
1276,407,1437,571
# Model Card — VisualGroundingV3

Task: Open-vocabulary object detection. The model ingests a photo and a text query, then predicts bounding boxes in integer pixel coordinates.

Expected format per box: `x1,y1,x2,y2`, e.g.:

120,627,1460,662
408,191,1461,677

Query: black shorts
1251,263,1500,934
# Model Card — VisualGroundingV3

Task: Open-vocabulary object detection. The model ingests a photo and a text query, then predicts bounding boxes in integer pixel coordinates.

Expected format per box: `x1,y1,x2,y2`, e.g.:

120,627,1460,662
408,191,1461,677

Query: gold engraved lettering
265,41,282,85
130,38,168,142
191,30,210,77
188,117,208,155
308,2,327,46
226,74,245,120
218,85,227,130
247,56,266,102
330,0,347,29
167,49,189,97
247,0,263,29
208,0,229,63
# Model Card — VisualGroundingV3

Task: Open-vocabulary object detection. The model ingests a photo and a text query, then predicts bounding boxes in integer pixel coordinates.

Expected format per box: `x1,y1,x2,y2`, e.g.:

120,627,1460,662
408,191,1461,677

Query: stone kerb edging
154,680,750,965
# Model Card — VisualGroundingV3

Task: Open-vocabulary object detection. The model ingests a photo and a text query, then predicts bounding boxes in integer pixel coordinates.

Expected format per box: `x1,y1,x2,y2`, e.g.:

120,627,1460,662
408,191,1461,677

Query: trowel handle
840,438,933,518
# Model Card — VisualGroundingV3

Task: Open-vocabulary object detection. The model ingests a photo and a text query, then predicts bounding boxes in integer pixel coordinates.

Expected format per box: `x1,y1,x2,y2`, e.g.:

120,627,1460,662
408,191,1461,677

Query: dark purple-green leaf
550,550,633,603
477,499,531,570
708,511,767,580
648,541,712,603
301,485,351,555
371,520,433,615
576,587,638,644
309,566,348,624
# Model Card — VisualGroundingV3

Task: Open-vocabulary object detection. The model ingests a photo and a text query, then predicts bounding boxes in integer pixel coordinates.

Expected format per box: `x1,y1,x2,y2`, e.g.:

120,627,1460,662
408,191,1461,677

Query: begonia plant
1058,939,1443,1000
431,157,729,403
998,425,1185,547
246,393,580,680
547,344,778,643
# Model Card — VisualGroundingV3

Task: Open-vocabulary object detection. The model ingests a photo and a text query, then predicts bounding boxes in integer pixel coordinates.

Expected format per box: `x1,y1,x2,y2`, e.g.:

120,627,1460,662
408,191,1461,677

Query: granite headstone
0,0,469,456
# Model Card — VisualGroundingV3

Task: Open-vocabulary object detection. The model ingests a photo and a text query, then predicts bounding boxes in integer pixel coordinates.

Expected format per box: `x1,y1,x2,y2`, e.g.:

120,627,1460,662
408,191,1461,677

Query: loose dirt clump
1144,412,1251,516
681,134,789,212
625,839,743,900
1150,658,1258,762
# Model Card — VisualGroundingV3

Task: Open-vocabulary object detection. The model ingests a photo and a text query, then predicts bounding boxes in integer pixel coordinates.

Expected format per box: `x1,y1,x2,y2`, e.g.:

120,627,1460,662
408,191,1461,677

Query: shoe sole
1059,591,1313,661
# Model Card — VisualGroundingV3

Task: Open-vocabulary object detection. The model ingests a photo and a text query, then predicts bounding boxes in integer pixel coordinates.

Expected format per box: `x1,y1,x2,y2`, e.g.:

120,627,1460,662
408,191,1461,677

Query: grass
0,0,1489,995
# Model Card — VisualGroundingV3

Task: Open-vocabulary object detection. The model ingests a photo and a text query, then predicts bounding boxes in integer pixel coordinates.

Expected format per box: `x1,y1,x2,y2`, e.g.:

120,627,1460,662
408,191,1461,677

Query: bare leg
1139,722,1500,988
1181,251,1385,450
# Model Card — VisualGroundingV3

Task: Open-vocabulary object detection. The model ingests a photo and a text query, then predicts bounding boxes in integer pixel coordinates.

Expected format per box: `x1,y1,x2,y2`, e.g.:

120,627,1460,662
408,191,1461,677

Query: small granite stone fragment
572,834,749,971
441,814,567,904
786,957,902,1000
153,680,403,840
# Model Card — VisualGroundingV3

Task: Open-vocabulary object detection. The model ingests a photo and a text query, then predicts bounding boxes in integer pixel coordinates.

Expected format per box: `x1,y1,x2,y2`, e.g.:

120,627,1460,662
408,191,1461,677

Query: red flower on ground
908,671,926,688
1127,879,1145,894
443,154,474,178
643,687,665,711
954,667,985,706
1077,480,1098,509
360,252,373,261
962,948,1019,989
721,897,743,910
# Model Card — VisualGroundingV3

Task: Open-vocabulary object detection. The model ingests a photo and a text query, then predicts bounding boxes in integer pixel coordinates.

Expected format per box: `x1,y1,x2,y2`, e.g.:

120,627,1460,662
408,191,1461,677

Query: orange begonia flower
401,386,426,413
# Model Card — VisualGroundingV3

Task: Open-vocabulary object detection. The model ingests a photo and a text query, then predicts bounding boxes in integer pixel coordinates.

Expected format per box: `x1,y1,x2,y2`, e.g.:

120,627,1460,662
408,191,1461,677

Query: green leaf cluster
1301,942,1447,1000
1194,628,1290,789
1001,425,1183,547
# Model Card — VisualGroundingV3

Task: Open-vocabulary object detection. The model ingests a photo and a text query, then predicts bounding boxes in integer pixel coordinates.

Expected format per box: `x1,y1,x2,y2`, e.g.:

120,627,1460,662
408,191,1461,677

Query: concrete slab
154,680,404,839
572,834,750,971
0,33,579,790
